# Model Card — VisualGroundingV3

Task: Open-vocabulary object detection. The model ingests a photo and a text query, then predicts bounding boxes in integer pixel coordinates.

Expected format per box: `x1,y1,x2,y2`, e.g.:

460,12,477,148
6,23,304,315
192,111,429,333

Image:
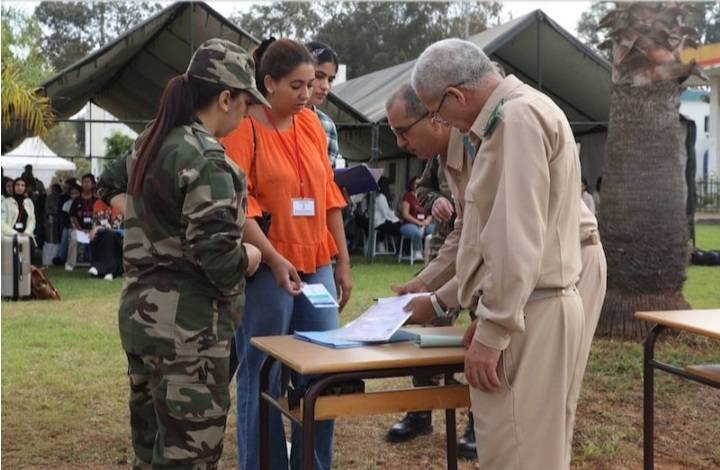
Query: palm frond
1,63,54,137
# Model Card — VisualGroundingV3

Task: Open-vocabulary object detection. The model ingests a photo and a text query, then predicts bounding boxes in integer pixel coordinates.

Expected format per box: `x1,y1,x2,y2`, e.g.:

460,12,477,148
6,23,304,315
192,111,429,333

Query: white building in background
82,102,137,177
681,43,720,181
680,89,714,179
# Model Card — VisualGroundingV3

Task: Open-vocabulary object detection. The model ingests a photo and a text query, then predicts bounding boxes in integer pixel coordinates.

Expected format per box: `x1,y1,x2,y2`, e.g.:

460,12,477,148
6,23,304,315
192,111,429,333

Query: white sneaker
414,251,424,261
64,263,74,272
103,274,113,281
88,267,98,276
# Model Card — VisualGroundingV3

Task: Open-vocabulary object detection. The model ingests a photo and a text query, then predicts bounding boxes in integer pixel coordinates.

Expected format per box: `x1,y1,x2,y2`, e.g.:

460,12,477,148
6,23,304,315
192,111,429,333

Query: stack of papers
294,329,418,349
402,330,464,348
295,293,427,348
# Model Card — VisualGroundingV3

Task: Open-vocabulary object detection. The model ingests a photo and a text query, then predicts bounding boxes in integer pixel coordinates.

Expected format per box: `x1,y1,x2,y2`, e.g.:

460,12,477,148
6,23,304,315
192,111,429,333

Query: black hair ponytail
129,75,241,196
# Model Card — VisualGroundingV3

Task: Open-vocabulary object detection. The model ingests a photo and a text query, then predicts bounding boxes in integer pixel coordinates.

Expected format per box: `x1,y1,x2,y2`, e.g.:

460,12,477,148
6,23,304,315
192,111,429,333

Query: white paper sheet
75,230,91,244
301,283,339,308
333,293,427,342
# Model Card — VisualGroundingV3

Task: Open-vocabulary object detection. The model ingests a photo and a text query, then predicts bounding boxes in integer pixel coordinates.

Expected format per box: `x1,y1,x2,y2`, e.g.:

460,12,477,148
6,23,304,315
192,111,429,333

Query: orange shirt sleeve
220,120,262,218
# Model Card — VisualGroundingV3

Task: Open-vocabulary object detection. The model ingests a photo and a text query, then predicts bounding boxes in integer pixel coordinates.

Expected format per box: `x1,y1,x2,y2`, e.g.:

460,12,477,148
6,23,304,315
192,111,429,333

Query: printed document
301,283,339,308
333,293,426,342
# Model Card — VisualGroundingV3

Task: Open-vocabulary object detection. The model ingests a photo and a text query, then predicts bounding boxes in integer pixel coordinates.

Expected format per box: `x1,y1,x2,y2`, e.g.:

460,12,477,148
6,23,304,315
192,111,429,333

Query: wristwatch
430,293,450,318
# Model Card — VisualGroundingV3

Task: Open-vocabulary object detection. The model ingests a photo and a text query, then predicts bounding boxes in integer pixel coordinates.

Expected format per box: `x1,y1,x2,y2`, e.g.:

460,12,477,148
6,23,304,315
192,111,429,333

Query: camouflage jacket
416,155,453,215
98,120,248,357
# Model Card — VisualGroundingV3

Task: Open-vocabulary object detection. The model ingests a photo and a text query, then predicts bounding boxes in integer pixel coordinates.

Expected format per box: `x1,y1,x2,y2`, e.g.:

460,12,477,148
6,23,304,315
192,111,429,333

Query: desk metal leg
259,364,467,470
300,378,327,470
643,324,665,470
444,373,458,470
445,408,457,470
259,355,276,470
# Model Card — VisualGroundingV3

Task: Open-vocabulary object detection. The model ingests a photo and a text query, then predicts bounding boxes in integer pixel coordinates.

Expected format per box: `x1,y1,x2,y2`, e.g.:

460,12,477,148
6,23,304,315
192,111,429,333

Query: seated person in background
44,183,63,246
2,178,36,240
400,176,434,260
374,176,402,238
2,176,14,199
88,198,124,280
54,183,80,265
65,174,97,271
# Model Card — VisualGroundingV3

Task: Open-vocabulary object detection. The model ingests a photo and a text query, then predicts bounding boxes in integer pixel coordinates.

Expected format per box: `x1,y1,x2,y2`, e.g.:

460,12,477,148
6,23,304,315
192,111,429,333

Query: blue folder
294,328,417,349
333,164,382,196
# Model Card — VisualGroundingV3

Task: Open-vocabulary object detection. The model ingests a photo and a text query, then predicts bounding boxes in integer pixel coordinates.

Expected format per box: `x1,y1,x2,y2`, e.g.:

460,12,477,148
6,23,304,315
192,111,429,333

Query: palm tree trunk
597,81,690,339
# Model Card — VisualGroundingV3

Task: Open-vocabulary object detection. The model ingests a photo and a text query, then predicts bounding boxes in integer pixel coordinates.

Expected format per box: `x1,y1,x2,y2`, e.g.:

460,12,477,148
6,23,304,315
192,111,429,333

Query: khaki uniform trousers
470,290,584,469
566,241,607,461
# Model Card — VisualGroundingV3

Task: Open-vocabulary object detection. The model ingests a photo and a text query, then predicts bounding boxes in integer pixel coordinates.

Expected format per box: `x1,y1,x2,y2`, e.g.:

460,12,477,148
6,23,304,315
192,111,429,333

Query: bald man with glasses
384,83,479,458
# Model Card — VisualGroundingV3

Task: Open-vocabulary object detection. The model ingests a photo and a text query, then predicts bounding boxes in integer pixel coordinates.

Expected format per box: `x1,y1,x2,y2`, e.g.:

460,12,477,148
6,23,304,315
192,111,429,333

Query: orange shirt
92,199,122,226
222,108,345,274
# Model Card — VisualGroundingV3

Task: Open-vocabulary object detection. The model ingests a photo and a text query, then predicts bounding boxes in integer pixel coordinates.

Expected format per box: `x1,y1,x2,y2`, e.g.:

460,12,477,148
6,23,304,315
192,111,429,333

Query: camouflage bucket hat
187,38,271,108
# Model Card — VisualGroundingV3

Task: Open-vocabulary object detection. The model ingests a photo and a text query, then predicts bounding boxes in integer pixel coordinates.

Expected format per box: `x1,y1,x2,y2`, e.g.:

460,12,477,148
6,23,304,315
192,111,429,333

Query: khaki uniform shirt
457,75,582,350
416,127,474,307
580,199,598,241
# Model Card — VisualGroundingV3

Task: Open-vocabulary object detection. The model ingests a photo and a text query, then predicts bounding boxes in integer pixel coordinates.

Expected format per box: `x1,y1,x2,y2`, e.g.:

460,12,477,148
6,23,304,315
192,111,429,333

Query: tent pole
88,103,93,175
367,123,380,262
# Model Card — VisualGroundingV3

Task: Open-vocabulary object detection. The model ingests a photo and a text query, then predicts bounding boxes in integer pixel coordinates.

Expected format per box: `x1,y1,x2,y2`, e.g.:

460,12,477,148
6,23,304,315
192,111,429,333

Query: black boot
457,412,477,459
386,411,433,442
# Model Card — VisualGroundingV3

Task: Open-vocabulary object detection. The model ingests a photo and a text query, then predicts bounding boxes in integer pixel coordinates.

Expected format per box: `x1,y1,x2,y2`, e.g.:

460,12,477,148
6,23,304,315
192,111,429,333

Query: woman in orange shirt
222,38,351,470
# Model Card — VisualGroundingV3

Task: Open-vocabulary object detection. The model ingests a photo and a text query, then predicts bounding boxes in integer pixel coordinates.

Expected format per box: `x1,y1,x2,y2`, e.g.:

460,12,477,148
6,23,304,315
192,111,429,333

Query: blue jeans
236,264,338,470
400,223,435,251
57,227,70,260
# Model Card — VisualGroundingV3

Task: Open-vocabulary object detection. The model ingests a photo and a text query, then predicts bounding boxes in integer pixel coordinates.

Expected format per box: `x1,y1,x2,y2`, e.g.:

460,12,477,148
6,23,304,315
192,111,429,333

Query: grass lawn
2,226,719,469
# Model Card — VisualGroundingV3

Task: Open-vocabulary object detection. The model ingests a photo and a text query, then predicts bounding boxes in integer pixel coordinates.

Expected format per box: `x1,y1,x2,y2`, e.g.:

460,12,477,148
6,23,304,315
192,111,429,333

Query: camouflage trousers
126,340,231,469
426,219,453,260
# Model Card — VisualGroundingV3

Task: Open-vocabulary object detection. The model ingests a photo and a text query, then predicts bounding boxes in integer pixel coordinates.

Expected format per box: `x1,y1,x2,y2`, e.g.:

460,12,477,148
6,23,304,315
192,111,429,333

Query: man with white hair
411,38,588,469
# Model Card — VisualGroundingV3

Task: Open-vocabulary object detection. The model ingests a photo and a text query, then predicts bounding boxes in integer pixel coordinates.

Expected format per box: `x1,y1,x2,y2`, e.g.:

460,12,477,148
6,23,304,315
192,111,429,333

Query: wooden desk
251,326,469,470
635,309,720,470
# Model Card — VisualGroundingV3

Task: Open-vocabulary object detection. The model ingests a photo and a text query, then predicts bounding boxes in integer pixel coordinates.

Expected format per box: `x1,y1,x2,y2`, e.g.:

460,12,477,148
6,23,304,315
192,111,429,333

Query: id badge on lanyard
292,198,315,217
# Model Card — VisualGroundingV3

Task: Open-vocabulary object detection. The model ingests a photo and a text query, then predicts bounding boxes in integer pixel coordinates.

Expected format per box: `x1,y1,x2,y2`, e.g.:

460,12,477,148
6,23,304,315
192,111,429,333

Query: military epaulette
482,98,505,138
192,126,225,155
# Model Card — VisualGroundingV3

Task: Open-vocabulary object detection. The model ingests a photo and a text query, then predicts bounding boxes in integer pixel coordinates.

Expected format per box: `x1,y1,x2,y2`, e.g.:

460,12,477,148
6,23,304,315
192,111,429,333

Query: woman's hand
334,259,352,311
243,242,262,277
268,254,302,295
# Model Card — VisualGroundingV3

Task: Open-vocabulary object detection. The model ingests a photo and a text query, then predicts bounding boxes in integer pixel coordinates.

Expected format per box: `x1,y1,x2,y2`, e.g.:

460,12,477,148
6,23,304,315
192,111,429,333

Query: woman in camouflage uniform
98,39,266,469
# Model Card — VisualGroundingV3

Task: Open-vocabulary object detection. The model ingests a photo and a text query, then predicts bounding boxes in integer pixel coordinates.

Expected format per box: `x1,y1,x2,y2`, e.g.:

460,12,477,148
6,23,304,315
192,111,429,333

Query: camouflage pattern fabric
100,120,249,358
98,119,248,468
187,38,271,108
415,156,463,320
127,340,231,469
427,218,453,261
415,156,455,260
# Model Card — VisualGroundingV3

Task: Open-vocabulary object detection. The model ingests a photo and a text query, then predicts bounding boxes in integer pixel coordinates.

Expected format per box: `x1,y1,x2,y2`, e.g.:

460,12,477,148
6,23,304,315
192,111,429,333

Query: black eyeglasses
390,112,429,138
431,81,466,125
